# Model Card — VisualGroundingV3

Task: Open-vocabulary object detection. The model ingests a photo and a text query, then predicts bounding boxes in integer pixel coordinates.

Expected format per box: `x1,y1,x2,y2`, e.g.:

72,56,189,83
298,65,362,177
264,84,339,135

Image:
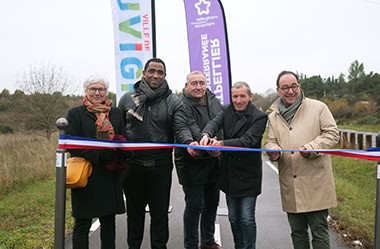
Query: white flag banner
110,0,154,102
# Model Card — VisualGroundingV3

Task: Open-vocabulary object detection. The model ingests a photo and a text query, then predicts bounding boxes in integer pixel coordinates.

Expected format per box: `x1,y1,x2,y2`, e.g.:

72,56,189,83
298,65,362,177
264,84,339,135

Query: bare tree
16,62,79,139
17,62,78,95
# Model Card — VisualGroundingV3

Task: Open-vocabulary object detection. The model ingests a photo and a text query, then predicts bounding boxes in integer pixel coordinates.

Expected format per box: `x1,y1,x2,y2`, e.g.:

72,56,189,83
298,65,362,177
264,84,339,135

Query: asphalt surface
65,158,351,249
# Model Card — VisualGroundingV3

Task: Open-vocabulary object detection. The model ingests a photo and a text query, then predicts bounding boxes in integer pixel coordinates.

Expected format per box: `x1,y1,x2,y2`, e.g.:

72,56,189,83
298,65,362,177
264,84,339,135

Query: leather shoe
200,242,223,249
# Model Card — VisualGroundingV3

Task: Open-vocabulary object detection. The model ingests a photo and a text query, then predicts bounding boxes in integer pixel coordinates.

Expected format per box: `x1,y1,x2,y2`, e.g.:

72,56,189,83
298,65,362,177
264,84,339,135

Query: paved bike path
65,158,350,248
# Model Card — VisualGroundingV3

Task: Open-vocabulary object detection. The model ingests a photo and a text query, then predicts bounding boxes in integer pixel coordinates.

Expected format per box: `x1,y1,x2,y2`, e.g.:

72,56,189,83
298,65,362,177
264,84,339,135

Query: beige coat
265,97,340,213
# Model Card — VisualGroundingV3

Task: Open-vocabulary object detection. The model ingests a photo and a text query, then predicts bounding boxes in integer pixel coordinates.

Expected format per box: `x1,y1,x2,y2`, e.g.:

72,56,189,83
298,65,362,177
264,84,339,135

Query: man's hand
187,141,201,157
209,137,222,146
206,137,222,157
299,146,311,158
266,145,281,161
266,152,280,161
199,134,210,146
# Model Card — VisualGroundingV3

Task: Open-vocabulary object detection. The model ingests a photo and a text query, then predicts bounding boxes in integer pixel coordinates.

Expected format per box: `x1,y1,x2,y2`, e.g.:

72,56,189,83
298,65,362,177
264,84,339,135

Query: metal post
375,132,380,248
54,118,68,249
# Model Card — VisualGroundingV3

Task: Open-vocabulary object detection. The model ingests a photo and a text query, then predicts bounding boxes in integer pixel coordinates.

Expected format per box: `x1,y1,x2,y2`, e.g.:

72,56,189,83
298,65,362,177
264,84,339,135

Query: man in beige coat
265,70,340,249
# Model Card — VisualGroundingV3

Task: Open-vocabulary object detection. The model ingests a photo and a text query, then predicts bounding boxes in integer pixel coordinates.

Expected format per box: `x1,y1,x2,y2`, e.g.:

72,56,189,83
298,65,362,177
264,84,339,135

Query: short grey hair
232,81,253,96
83,75,109,93
186,71,205,83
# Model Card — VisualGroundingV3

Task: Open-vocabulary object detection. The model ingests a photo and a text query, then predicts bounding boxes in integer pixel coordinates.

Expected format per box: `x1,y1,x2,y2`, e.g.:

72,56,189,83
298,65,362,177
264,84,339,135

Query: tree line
0,60,378,138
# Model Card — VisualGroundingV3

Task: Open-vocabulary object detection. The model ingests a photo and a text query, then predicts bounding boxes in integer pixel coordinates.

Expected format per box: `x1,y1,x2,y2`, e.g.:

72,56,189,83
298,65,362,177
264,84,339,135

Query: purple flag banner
184,0,231,105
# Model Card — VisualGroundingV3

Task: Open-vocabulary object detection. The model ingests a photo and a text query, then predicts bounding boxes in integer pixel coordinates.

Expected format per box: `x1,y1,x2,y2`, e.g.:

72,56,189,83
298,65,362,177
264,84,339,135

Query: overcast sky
0,0,379,96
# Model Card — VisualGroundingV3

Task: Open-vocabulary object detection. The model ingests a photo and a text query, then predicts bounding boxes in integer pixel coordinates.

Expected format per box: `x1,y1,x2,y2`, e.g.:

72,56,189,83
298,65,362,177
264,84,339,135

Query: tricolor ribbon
58,135,380,161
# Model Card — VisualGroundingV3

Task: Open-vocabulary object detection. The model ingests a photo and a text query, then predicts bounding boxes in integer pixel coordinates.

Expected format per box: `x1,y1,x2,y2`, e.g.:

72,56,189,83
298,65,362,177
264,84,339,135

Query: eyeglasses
278,84,299,93
88,87,106,94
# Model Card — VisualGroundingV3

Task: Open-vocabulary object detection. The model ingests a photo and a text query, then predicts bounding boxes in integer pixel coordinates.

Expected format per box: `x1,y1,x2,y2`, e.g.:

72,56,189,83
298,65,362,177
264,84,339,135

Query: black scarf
128,78,169,121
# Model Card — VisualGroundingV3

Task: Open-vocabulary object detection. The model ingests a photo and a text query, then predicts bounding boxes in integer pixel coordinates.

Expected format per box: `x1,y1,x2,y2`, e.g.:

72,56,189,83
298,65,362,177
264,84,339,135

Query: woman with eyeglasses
65,75,129,249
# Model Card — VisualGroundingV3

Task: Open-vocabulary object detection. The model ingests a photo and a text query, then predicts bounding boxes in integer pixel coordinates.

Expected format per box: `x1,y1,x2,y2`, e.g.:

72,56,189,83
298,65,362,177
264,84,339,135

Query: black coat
202,103,268,197
118,80,192,165
175,90,223,185
66,105,127,218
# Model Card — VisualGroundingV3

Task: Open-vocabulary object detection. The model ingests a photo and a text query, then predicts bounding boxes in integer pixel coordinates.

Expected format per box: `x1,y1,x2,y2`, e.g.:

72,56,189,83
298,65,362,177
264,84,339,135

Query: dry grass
0,132,57,197
0,132,74,248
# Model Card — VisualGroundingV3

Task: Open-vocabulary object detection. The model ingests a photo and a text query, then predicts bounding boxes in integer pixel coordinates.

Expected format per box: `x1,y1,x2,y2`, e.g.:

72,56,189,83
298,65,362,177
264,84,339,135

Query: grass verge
0,179,73,249
330,156,376,248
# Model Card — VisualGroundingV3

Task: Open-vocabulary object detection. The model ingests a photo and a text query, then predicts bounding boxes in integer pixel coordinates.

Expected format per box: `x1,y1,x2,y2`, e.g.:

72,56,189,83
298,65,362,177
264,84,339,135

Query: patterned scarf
83,95,115,140
277,90,304,124
128,78,169,121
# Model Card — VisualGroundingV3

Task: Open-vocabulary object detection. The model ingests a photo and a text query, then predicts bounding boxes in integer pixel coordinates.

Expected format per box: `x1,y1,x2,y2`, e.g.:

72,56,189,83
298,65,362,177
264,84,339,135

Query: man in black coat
118,58,192,249
175,71,224,249
199,82,268,249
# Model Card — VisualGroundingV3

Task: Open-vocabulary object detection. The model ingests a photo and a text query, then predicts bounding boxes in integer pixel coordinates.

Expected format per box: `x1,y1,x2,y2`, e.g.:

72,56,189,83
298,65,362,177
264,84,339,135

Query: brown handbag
66,157,92,189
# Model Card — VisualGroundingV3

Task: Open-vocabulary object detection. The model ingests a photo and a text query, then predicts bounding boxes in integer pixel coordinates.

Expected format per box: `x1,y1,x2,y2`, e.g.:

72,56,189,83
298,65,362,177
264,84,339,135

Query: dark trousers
287,209,330,249
124,164,173,249
72,214,116,249
182,182,220,249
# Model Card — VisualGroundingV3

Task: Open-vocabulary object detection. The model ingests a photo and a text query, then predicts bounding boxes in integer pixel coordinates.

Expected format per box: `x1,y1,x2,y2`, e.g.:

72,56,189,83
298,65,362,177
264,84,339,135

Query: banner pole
54,118,68,249
151,0,156,57
375,132,380,248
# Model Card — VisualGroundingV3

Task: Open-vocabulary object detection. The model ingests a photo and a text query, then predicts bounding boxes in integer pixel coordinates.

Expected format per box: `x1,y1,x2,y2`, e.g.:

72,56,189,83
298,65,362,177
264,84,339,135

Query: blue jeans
183,182,220,249
226,195,257,249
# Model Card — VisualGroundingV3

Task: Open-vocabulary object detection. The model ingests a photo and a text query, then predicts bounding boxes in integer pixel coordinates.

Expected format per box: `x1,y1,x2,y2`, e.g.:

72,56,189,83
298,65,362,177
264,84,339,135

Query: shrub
0,125,12,134
0,104,8,112
356,115,379,125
